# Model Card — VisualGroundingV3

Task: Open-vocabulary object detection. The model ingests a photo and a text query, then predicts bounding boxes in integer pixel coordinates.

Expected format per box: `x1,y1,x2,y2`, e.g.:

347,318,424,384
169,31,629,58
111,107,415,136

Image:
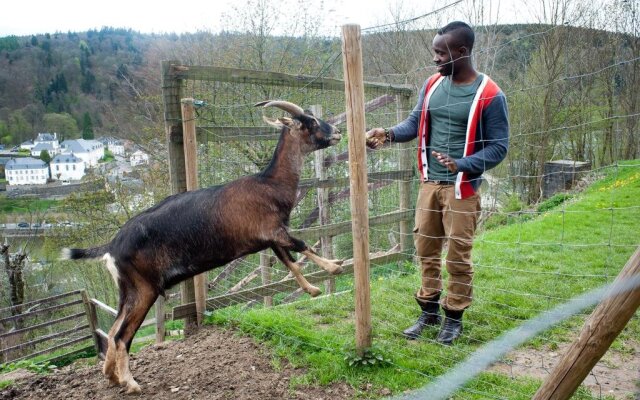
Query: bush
537,193,572,213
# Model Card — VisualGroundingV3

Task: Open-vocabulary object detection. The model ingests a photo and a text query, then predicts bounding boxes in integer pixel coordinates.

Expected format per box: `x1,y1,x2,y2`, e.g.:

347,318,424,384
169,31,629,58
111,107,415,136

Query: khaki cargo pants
413,181,481,312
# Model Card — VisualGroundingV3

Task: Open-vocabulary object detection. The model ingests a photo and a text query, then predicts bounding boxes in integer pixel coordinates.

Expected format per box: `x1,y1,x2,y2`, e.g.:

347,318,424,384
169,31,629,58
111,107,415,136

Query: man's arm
454,92,509,174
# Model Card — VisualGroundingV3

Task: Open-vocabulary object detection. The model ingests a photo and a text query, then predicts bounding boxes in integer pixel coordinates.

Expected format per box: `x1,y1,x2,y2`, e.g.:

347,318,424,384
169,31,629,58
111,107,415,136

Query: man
366,21,509,344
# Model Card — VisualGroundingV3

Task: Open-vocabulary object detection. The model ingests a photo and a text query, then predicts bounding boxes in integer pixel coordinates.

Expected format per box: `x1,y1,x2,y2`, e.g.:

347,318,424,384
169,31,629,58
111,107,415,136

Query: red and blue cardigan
392,73,509,199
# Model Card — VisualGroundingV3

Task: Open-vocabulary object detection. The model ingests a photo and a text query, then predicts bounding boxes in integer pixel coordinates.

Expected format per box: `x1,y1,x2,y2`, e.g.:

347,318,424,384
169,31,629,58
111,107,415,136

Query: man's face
432,33,465,76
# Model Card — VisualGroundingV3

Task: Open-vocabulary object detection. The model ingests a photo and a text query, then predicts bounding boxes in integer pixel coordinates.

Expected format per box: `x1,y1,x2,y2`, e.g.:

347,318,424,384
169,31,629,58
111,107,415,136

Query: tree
82,112,94,139
43,112,79,139
40,149,51,164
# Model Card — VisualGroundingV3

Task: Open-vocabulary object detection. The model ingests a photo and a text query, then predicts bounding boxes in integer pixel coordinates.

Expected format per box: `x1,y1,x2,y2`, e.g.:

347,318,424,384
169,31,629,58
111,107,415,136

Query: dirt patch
0,326,354,400
489,341,640,399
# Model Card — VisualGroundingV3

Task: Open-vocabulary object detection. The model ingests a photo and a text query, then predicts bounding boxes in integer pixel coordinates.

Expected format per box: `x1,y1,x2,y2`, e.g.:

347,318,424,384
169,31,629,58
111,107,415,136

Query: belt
425,179,455,185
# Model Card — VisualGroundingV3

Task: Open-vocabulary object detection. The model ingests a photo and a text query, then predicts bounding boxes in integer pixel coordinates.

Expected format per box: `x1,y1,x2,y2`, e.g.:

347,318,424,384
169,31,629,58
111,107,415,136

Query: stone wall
542,160,591,198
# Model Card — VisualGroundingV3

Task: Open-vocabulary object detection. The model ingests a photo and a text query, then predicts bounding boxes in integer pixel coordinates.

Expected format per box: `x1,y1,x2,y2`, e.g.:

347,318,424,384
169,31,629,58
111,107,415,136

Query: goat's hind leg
272,246,322,297
114,284,158,394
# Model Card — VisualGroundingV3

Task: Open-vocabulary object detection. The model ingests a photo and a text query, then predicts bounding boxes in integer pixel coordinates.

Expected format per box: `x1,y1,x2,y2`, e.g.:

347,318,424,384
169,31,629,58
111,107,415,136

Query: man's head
432,21,475,77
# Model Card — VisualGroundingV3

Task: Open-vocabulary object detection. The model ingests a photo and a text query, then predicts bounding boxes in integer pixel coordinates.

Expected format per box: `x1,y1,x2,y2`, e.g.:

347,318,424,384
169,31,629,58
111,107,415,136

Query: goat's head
256,100,342,153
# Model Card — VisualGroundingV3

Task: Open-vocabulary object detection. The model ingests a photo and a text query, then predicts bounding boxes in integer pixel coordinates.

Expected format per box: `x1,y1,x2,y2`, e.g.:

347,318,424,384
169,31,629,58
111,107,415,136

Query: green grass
0,196,60,215
204,162,640,399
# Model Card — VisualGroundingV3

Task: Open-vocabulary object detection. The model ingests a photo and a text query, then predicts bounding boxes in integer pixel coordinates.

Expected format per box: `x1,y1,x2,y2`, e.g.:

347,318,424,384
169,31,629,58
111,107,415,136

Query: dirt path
0,326,354,400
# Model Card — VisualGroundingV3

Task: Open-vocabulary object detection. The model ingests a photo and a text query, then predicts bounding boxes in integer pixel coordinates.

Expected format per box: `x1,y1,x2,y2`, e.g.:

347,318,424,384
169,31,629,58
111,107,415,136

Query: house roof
61,139,103,153
52,154,81,164
36,133,57,142
32,143,55,152
6,157,47,170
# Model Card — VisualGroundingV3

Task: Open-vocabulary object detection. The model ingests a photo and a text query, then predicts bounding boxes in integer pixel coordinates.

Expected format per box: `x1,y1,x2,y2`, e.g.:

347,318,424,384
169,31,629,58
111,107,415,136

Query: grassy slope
209,163,639,398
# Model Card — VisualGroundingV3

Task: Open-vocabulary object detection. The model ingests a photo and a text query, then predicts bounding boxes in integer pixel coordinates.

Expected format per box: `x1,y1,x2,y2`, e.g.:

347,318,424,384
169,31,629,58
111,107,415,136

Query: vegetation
205,162,640,398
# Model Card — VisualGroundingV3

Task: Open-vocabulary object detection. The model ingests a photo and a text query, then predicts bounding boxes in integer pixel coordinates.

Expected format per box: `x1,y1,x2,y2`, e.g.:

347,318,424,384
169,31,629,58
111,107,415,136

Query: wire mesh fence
157,1,640,398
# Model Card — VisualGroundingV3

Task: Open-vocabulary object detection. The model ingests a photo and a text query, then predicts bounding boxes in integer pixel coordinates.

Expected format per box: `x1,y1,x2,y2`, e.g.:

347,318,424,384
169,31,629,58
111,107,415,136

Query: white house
130,150,149,166
5,157,49,185
19,140,34,151
98,136,126,156
31,142,58,158
50,153,85,181
60,139,104,167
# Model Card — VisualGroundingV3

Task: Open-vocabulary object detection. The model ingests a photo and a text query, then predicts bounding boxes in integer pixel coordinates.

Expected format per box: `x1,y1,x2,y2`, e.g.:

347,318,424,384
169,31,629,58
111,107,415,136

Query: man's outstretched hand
365,128,386,149
432,151,458,173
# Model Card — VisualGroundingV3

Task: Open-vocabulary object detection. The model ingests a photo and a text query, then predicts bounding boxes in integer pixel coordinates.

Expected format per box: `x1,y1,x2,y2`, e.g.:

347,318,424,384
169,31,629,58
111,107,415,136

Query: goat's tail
60,244,109,261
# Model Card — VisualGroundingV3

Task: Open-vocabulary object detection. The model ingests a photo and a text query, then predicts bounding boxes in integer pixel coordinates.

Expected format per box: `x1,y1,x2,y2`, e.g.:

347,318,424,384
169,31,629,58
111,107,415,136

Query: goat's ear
263,116,295,128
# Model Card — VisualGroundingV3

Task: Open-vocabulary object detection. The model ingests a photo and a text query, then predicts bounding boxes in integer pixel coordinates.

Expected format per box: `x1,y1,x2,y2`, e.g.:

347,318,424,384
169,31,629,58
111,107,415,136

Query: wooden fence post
162,60,197,333
311,104,335,294
155,296,165,343
533,246,640,400
342,24,372,355
397,94,413,252
181,98,207,327
80,290,99,356
260,251,273,307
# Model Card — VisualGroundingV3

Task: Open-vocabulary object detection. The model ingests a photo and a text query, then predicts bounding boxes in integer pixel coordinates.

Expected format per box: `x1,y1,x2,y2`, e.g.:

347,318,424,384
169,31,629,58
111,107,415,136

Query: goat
61,100,344,394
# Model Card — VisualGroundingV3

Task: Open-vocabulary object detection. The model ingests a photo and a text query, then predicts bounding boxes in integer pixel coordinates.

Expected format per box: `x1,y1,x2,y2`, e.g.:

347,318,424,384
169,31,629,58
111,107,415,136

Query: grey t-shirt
427,75,483,181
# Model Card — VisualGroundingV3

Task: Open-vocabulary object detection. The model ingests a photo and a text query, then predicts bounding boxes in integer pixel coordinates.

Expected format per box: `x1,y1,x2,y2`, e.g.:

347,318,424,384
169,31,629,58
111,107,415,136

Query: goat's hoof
125,380,142,394
331,259,344,266
307,286,322,297
329,265,343,275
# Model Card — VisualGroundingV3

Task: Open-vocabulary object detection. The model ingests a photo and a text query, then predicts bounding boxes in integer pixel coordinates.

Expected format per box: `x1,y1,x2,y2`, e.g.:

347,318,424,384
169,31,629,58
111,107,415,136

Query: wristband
383,128,392,143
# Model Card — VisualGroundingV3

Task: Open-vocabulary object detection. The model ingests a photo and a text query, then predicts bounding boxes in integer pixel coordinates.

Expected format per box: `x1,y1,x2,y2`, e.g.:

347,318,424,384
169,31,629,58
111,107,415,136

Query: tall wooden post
260,251,273,307
155,296,165,343
397,94,413,252
342,24,372,354
533,246,640,400
161,60,196,333
181,98,207,326
311,105,335,294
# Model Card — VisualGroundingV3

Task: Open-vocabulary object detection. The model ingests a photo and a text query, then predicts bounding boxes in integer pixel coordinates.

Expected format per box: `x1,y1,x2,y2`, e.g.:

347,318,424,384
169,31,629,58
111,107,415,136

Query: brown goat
61,101,344,394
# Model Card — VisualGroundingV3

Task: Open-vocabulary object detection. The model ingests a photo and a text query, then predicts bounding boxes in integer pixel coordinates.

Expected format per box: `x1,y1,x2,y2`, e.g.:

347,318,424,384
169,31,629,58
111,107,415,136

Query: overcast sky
0,0,548,37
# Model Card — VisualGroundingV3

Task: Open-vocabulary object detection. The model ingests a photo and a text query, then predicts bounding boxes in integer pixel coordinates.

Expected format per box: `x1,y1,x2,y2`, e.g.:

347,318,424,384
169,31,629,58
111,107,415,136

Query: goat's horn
255,100,304,117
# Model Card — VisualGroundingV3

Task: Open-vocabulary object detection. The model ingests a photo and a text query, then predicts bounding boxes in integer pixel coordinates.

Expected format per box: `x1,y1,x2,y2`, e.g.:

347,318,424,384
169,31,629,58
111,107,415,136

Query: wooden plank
1,324,90,356
172,250,409,320
297,169,412,190
81,290,99,356
9,335,93,363
89,298,117,317
325,94,396,127
170,65,412,95
0,290,82,315
95,329,109,359
342,24,372,354
533,246,640,400
196,126,280,142
291,209,413,241
0,312,86,340
0,298,84,325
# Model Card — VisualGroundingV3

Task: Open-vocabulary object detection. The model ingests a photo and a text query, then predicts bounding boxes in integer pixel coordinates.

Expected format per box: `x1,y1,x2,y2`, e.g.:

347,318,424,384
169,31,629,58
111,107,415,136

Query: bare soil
0,326,355,400
489,341,640,399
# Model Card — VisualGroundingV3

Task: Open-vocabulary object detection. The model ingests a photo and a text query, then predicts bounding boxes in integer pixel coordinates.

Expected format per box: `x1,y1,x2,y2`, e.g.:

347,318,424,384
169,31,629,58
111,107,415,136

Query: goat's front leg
281,233,344,275
272,246,322,297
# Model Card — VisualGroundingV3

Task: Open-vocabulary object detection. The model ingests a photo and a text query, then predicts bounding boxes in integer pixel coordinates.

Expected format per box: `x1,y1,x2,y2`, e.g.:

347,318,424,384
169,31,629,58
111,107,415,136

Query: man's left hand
432,151,458,173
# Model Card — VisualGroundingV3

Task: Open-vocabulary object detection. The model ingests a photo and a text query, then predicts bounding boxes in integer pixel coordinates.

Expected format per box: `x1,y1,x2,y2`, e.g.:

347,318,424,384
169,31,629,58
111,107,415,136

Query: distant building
31,142,58,158
20,140,34,151
130,150,149,166
60,139,104,167
51,153,85,181
97,136,125,156
5,157,49,185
